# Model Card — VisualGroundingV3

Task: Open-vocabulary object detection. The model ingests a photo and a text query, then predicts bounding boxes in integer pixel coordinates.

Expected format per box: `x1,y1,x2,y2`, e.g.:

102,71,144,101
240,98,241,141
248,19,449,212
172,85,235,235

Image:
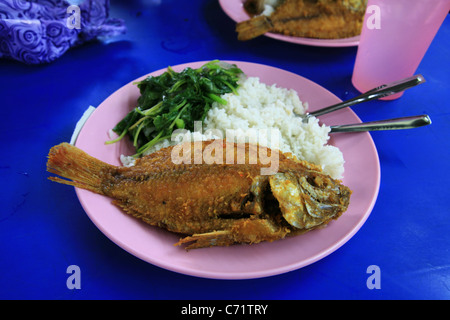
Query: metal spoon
329,114,432,133
302,74,426,122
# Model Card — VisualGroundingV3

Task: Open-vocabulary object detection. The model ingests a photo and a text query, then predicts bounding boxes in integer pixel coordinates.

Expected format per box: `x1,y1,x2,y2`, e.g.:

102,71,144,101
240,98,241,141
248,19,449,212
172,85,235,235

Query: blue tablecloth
1,0,449,300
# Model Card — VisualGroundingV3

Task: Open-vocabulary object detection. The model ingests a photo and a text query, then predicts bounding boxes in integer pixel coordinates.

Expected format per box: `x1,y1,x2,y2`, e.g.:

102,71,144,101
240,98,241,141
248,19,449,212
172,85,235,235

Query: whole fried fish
47,141,351,250
237,0,367,41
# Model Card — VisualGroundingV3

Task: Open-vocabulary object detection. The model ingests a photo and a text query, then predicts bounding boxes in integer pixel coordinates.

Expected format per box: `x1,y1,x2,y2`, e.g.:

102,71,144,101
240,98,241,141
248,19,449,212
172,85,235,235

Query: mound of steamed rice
120,76,344,179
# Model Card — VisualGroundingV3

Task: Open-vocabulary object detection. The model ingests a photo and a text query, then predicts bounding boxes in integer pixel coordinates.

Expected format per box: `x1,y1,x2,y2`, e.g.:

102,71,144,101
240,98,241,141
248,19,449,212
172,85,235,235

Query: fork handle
329,115,432,133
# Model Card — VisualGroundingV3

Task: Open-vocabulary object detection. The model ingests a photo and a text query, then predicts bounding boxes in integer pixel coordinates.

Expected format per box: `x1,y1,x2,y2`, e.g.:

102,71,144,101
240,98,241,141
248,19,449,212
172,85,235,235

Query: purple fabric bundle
0,0,126,64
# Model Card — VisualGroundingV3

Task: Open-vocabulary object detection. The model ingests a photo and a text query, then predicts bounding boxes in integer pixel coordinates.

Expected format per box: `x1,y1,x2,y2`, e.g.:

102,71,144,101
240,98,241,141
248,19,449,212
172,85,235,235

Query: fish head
268,171,351,230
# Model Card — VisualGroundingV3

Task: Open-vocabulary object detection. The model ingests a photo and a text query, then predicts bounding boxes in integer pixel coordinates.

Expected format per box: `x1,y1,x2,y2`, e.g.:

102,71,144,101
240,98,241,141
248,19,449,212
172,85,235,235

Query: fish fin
47,143,112,194
236,15,273,41
175,230,233,250
175,219,290,250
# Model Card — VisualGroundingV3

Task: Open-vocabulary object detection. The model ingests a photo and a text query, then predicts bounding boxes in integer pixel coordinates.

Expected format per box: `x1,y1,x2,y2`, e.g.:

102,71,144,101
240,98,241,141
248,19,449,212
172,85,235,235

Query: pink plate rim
219,0,360,47
74,60,380,279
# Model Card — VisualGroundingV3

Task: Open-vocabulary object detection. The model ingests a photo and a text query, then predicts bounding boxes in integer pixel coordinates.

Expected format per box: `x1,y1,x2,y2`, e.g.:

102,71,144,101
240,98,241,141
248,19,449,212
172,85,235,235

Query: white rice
121,77,344,179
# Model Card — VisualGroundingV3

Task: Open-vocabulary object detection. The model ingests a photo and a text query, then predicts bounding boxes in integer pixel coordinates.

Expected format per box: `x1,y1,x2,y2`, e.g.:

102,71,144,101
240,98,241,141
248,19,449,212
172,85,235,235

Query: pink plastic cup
352,0,450,100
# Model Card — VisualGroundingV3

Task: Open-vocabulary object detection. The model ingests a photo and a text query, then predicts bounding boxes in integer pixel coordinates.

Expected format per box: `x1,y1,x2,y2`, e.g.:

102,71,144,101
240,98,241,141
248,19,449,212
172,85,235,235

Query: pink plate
74,61,380,279
219,0,360,47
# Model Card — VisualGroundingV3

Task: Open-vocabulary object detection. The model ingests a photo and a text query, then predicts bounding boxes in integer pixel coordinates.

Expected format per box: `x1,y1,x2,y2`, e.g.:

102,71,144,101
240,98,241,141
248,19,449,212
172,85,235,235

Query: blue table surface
1,0,449,300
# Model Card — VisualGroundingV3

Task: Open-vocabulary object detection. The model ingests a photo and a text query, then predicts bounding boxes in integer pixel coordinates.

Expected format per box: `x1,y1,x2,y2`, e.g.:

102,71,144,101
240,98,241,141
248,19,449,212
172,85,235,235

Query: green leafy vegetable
106,60,244,157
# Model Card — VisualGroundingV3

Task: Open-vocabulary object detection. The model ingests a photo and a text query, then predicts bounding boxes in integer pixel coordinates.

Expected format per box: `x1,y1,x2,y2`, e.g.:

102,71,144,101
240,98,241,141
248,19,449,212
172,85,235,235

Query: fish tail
236,15,273,41
47,143,111,194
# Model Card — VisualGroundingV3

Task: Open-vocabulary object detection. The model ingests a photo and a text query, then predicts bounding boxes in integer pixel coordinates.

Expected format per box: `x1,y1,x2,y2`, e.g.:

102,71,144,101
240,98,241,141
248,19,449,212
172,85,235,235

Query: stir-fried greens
106,60,244,157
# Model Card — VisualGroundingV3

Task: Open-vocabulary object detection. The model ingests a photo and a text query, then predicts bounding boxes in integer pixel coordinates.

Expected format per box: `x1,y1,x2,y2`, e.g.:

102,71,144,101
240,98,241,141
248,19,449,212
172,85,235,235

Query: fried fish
47,141,351,249
237,0,367,41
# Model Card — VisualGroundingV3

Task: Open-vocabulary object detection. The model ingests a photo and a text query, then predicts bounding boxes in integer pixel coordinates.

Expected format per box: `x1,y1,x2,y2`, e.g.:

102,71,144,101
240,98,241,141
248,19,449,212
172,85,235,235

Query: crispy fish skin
237,0,367,41
47,141,351,249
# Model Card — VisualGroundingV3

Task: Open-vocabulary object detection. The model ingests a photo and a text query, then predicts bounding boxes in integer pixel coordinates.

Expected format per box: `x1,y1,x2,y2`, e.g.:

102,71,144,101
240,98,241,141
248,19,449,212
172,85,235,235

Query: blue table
1,0,449,300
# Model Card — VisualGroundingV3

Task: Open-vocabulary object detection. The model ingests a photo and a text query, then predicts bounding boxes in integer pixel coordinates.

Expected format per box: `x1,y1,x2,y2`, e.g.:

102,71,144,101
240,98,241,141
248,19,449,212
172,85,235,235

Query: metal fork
329,114,432,133
302,74,426,122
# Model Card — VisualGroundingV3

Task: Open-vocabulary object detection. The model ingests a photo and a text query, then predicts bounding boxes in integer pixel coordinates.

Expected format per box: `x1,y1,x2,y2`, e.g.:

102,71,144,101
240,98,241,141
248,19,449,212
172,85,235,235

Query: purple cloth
0,0,126,64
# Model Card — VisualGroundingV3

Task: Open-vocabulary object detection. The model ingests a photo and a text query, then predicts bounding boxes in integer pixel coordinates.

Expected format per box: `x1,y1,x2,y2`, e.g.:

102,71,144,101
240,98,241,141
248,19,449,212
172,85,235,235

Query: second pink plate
219,0,360,47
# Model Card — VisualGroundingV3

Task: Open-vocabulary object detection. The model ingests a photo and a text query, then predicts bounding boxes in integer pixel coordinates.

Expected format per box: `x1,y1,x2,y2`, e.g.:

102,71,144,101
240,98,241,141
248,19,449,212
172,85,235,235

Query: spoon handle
329,115,432,133
309,75,426,118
